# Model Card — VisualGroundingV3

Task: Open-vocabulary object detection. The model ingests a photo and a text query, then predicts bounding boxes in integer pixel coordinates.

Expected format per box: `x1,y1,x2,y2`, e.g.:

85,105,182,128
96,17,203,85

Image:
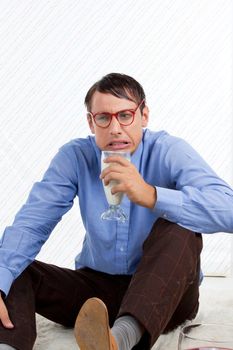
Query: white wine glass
178,323,233,350
101,150,130,223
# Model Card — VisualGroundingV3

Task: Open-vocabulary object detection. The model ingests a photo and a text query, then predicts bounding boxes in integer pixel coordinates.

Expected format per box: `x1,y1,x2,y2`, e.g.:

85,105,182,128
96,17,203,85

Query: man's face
87,91,149,154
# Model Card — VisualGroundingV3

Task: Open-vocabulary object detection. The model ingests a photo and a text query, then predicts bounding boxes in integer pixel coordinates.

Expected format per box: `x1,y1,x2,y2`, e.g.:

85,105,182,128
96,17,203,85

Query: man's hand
0,292,14,328
100,155,157,209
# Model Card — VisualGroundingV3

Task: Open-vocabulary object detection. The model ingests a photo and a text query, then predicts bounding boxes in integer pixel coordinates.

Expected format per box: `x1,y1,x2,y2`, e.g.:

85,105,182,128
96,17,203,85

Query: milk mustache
101,151,131,206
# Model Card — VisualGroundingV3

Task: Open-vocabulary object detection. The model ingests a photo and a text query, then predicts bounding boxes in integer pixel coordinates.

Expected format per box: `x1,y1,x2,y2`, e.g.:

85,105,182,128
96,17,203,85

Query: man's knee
143,218,202,255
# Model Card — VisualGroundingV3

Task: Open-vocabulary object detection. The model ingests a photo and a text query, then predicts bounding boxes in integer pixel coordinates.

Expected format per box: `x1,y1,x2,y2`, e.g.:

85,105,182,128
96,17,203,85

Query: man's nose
108,116,122,134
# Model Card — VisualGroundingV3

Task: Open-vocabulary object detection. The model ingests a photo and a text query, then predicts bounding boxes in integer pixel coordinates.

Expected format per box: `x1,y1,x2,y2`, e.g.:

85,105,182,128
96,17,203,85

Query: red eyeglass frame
87,99,145,128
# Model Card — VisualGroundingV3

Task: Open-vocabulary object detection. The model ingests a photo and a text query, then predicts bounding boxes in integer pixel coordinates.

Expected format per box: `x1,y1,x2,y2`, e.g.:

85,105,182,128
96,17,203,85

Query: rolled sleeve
154,186,183,222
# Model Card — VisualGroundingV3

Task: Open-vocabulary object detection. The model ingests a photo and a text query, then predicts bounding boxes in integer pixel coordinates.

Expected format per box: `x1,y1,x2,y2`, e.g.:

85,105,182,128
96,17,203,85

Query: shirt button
163,213,167,218
120,247,124,252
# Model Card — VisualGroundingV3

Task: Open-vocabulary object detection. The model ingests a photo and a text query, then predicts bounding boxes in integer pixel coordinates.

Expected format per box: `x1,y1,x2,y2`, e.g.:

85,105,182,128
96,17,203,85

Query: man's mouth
108,141,131,150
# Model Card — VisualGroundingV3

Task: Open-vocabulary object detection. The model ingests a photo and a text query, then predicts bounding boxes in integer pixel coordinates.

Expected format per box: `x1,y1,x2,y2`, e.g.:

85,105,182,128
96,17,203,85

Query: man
0,73,232,350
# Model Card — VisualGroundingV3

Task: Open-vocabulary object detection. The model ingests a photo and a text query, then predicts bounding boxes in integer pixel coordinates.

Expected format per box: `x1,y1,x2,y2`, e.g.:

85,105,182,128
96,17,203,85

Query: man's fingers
102,172,125,186
0,296,14,329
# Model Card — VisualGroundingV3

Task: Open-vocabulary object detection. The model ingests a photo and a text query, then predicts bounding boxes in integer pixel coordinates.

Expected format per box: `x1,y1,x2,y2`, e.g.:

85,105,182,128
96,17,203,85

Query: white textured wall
0,0,232,275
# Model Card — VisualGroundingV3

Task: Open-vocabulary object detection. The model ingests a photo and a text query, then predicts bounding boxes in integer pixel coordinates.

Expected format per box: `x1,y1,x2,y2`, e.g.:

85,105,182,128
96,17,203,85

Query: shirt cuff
0,267,14,297
154,186,182,222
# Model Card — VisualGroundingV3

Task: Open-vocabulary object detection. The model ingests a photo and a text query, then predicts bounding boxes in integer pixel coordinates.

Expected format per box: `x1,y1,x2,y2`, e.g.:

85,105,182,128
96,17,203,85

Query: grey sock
0,345,16,350
111,315,144,350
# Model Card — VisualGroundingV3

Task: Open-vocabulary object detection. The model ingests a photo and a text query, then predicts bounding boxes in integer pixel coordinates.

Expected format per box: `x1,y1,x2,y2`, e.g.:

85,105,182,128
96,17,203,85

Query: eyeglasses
88,99,145,128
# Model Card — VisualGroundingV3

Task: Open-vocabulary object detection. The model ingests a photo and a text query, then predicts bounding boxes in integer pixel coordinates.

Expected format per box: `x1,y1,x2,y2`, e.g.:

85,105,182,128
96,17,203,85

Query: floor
34,276,233,349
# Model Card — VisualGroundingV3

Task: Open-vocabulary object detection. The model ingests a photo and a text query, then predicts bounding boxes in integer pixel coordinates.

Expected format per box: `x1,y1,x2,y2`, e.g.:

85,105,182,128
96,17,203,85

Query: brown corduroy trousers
0,219,202,350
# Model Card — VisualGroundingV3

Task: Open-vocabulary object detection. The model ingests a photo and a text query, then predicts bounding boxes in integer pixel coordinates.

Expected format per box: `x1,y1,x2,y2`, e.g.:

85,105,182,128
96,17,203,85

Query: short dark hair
84,73,146,112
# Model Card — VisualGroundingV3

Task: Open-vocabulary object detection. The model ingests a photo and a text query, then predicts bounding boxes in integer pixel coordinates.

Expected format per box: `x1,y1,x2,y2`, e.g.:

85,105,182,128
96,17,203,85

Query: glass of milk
101,150,131,223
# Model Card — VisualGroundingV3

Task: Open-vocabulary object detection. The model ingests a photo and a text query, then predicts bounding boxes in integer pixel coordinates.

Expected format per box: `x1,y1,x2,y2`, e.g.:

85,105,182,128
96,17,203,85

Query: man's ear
87,114,95,134
141,105,149,127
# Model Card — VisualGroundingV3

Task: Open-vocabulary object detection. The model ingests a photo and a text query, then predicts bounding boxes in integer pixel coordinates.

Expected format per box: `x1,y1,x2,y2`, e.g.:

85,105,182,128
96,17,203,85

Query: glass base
101,205,128,223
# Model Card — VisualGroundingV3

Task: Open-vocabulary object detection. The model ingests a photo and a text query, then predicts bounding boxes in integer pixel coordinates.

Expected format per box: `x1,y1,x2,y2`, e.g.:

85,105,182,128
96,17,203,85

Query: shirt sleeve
153,138,233,233
0,146,78,296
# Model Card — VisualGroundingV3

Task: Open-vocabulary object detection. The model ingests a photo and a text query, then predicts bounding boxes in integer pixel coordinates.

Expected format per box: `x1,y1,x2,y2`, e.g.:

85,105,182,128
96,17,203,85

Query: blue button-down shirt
1,129,233,296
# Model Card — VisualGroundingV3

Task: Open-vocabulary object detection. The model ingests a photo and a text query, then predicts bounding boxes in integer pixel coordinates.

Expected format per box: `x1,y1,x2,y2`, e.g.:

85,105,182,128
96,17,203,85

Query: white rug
33,277,233,350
